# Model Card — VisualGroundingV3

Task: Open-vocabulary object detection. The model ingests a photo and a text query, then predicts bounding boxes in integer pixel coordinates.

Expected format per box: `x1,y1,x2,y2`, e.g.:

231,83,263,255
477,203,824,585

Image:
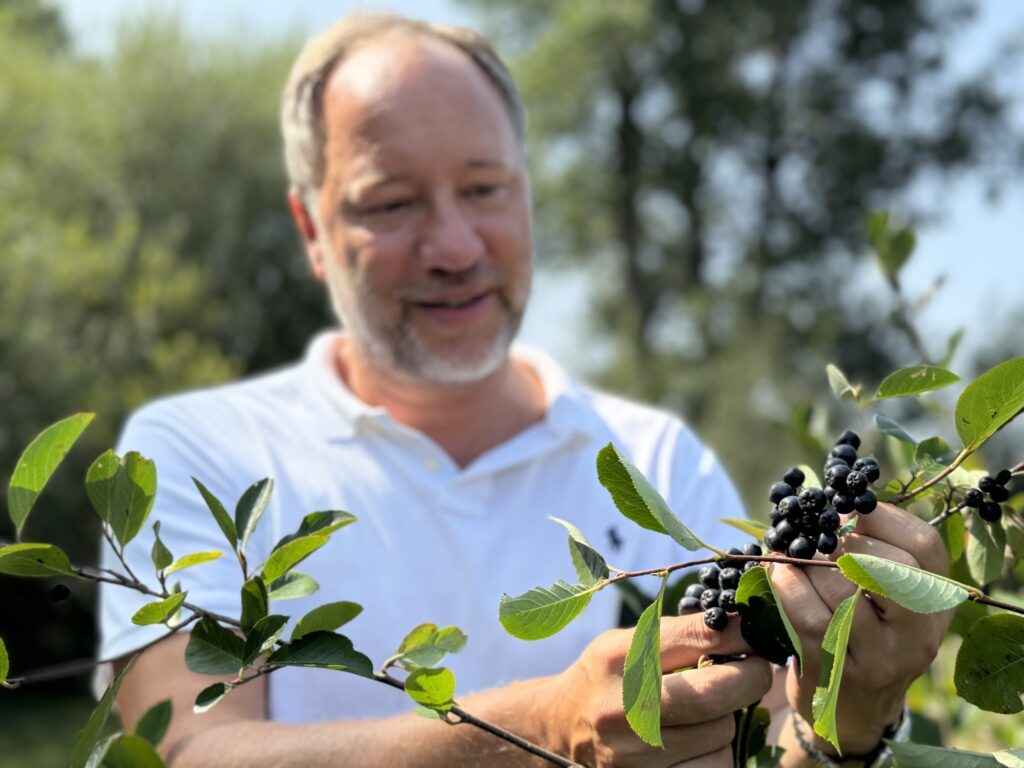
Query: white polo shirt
97,331,746,722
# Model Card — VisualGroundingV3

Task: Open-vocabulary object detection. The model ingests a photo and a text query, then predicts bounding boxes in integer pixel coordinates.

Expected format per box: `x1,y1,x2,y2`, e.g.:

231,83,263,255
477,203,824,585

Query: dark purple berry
854,491,878,514
779,495,803,521
979,501,1002,522
704,606,728,631
832,493,855,514
995,469,1012,486
798,513,820,536
845,470,868,495
700,589,721,610
788,536,817,560
678,596,702,614
49,583,71,602
722,547,744,569
831,443,858,466
699,565,721,589
769,482,795,504
799,488,827,512
719,568,741,590
719,589,737,612
824,456,849,472
988,485,1010,503
979,476,997,494
962,488,983,508
769,505,786,525
741,543,763,557
743,560,761,571
817,532,838,555
824,486,837,503
684,583,705,599
825,464,852,492
783,467,806,488
764,528,784,552
835,430,861,450
818,508,840,533
775,519,799,544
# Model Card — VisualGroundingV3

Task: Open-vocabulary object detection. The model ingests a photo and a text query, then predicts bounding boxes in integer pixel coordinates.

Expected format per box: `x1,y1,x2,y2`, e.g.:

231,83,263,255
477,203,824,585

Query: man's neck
335,338,547,468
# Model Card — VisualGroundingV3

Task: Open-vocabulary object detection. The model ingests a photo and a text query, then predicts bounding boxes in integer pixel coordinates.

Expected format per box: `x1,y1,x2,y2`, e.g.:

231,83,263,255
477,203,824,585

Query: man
98,13,949,767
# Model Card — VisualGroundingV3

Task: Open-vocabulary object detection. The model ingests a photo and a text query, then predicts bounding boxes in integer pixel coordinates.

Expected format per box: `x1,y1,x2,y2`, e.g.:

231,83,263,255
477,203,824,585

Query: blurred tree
464,0,1021,507
0,6,331,674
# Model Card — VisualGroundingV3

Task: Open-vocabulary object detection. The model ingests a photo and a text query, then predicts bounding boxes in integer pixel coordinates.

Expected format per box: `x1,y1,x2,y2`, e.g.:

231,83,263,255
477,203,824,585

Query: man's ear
288,189,326,281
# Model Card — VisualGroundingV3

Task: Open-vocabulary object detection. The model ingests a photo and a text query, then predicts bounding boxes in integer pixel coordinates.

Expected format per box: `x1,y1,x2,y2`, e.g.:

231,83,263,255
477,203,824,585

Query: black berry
769,505,787,525
979,476,997,494
832,493,855,514
743,560,761,571
817,532,838,555
825,464,852,492
719,568,741,590
700,589,721,610
831,443,858,466
995,469,1012,486
783,467,806,488
824,456,849,472
963,488,983,508
49,583,71,602
704,607,728,631
854,491,878,514
769,482,795,504
684,583,705,599
798,513,820,536
788,536,817,560
845,470,868,495
719,589,737,612
824,486,837,503
799,488,827,512
678,596,702,614
988,485,1010,503
741,543,763,557
764,528,785,552
818,507,840,533
979,501,1002,522
835,430,861,450
779,495,803,521
775,519,799,544
722,547,744,569
699,565,721,589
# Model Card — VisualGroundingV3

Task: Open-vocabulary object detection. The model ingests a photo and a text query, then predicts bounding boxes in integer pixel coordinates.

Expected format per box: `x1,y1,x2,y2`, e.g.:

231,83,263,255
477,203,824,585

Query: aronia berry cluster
962,469,1013,522
677,544,762,630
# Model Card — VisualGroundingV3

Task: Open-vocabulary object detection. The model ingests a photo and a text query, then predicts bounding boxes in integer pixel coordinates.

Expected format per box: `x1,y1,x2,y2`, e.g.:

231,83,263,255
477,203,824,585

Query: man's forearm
167,675,567,768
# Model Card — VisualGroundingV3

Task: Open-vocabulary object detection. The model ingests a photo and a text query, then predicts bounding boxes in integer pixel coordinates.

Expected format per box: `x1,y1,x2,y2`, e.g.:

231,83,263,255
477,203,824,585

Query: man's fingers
769,562,833,645
659,614,754,671
666,744,732,768
658,716,736,765
843,503,947,574
662,657,773,725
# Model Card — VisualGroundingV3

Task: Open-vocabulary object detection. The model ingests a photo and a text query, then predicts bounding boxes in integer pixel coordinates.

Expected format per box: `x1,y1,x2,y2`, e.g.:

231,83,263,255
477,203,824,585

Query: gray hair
281,13,526,207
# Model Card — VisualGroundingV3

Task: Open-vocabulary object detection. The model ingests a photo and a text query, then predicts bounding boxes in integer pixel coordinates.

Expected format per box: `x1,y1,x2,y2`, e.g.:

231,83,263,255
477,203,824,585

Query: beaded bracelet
790,705,911,768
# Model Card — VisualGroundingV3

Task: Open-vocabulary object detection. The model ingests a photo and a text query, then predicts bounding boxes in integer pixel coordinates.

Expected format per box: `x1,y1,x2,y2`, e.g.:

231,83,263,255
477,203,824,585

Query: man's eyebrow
344,173,408,200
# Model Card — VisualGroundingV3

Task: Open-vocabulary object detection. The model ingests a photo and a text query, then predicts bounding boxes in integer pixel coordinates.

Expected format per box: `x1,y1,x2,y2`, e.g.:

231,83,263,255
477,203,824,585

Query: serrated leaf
266,631,373,678
194,682,233,713
735,566,801,666
131,592,188,626
550,516,608,586
405,667,456,712
266,571,319,600
164,550,223,577
185,618,245,675
70,656,136,768
0,542,73,577
995,750,1024,768
150,522,173,572
242,614,288,667
875,365,959,400
954,613,1024,714
134,699,172,747
596,443,706,550
273,510,357,551
393,624,468,670
293,601,363,640
826,364,860,402
811,590,861,752
192,478,237,549
955,358,1024,451
261,535,328,585
836,554,968,613
720,518,770,540
98,734,164,768
499,580,598,640
622,575,666,748
875,414,917,444
966,514,1007,586
8,413,94,537
890,743,999,767
240,577,268,632
235,478,273,554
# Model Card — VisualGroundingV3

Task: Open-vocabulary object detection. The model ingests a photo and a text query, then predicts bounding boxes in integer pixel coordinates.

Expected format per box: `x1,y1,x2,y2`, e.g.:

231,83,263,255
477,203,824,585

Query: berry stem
890,448,972,505
926,500,964,528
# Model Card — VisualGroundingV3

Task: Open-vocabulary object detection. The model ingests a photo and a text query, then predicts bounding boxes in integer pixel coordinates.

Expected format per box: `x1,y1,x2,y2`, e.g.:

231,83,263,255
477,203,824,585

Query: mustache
401,264,502,295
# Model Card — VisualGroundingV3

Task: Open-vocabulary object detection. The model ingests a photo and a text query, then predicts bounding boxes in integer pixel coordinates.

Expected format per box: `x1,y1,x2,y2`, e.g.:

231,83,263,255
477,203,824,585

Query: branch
890,449,972,505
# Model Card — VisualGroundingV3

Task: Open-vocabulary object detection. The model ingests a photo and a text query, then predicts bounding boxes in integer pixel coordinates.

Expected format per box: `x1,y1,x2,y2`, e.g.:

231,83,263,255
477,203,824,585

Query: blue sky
53,0,1023,376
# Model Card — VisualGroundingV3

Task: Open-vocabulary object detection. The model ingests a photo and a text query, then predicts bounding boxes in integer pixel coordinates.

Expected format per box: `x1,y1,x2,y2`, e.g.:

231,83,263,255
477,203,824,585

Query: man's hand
549,614,773,767
772,502,952,758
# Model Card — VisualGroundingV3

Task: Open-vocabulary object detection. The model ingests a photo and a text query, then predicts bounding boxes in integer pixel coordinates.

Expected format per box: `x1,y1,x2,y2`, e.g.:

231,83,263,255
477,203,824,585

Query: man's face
308,34,533,385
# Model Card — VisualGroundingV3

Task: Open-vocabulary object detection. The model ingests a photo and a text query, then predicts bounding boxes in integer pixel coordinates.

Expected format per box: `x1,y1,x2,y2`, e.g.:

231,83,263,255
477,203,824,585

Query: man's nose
418,195,485,273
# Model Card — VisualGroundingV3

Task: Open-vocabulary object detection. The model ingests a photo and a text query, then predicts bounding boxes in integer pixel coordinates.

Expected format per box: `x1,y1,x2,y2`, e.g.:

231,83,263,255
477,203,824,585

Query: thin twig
891,450,972,505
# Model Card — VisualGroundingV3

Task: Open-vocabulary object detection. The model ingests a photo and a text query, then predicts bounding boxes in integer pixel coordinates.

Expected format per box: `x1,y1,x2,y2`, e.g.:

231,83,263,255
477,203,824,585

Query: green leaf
261,535,328,585
0,542,73,577
70,655,136,768
194,682,233,714
392,623,468,669
239,577,268,633
266,631,373,678
596,443,706,550
86,451,129,528
117,452,157,547
836,554,968,613
955,358,1024,451
292,601,363,640
98,734,164,768
720,518,770,540
879,226,916,282
499,580,599,640
826,364,861,402
954,613,1024,714
811,590,861,752
965,514,1007,586
890,743,999,767
915,436,957,466
164,550,223,577
192,478,237,549
8,413,94,537
184,618,245,675
874,414,917,444
134,699,172,747
150,522,173,573
242,614,288,667
941,512,966,562
131,592,188,626
405,667,456,712
866,211,889,248
939,329,965,369
550,516,609,586
797,464,822,490
273,510,357,551
995,750,1024,768
836,515,859,538
622,575,666,748
735,566,801,666
235,478,273,554
266,571,319,600
875,365,960,400
0,636,8,686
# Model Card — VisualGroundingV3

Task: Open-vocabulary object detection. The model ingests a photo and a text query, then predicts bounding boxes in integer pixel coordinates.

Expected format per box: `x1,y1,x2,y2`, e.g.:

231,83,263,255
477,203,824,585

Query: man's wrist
789,705,911,768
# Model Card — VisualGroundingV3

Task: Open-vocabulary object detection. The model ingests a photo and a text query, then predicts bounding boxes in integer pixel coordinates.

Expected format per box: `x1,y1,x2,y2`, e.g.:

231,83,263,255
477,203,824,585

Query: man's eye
466,184,502,199
367,199,412,215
